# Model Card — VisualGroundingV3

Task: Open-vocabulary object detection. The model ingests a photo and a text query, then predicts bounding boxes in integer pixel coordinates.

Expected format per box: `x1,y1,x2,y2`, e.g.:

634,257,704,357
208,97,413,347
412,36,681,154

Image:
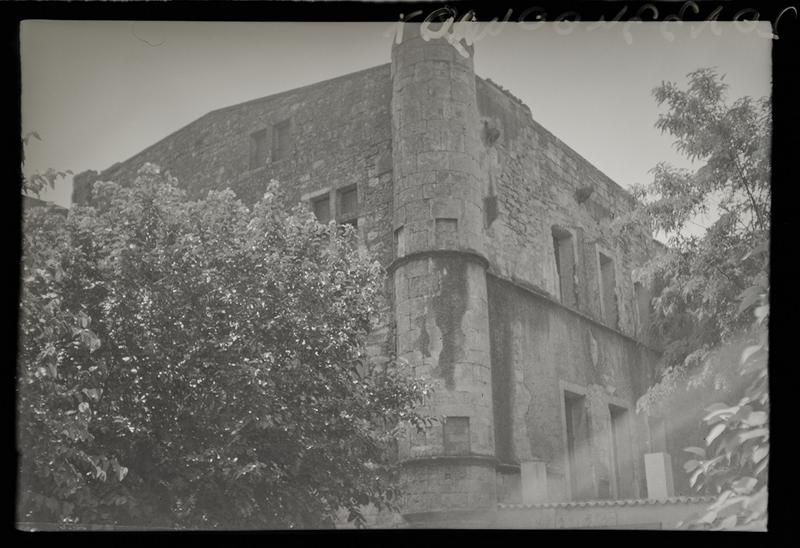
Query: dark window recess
249,129,268,170
394,226,405,256
599,252,618,328
484,195,498,227
565,391,593,500
435,218,458,248
552,227,577,307
610,405,635,499
338,186,358,220
272,120,291,162
312,195,331,224
443,416,470,455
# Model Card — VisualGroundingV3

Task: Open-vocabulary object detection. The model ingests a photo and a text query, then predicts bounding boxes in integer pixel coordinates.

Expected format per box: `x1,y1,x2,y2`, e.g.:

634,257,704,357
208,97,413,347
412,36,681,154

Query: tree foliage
614,68,770,413
679,301,768,530
613,68,769,529
21,131,72,198
17,164,432,529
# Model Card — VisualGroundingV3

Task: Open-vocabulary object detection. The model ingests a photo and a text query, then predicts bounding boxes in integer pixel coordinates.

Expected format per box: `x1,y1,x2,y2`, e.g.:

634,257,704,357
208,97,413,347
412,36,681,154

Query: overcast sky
21,21,771,215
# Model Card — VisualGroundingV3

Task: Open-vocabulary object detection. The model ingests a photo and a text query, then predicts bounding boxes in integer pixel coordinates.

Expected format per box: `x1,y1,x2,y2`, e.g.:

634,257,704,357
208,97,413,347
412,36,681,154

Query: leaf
737,286,763,315
704,406,737,423
740,345,762,365
684,446,706,458
82,388,102,401
738,428,768,442
752,445,768,464
684,459,700,472
731,477,757,495
78,311,91,329
78,402,90,413
704,402,729,414
743,411,768,427
118,466,128,482
706,423,726,445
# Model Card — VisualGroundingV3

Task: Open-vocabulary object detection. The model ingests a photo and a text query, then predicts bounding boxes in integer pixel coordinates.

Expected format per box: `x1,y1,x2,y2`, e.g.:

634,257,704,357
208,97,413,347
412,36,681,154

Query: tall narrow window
272,120,291,162
249,129,268,170
312,194,331,224
610,405,634,499
443,416,470,455
565,392,593,500
599,252,618,328
552,227,577,307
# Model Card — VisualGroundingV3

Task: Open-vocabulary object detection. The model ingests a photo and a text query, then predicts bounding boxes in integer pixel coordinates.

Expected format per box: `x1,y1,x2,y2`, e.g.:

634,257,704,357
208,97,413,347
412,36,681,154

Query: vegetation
17,164,431,529
614,68,769,530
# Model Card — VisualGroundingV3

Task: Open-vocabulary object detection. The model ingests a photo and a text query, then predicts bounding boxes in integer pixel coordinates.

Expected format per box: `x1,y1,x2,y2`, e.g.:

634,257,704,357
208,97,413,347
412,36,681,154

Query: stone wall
476,76,647,340
488,275,659,502
69,36,665,518
73,64,396,267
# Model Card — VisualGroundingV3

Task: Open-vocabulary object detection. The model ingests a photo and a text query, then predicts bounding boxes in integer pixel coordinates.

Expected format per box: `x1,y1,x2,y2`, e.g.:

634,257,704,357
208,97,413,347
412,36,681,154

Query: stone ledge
486,271,660,353
400,454,498,468
387,248,490,275
498,495,715,510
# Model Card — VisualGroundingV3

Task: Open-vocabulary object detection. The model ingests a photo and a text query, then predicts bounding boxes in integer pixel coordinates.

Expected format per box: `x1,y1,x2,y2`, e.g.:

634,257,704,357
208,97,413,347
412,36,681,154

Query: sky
20,20,771,213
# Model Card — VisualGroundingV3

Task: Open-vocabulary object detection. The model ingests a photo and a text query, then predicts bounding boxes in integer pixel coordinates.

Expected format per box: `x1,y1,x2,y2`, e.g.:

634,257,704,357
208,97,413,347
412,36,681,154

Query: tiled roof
498,496,715,510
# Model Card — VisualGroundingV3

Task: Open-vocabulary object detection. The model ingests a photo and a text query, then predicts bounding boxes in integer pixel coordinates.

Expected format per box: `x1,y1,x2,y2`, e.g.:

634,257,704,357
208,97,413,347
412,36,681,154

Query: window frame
551,225,578,307
249,128,268,170
596,247,618,328
337,184,359,224
302,185,361,229
271,119,292,163
443,416,471,456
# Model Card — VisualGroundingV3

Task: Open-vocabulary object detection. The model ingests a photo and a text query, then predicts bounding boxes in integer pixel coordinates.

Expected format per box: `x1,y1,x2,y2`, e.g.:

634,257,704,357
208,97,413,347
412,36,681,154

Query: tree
21,131,72,198
613,69,769,529
679,300,768,530
17,164,432,529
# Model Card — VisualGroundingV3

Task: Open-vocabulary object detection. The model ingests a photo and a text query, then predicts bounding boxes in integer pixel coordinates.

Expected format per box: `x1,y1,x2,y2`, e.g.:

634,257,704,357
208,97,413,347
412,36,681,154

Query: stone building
73,26,699,528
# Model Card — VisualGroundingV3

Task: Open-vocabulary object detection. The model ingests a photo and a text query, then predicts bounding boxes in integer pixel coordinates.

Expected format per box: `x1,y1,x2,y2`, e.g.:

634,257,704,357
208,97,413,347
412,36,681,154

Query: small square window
443,416,470,455
338,186,358,220
272,120,291,162
249,129,268,170
312,195,331,224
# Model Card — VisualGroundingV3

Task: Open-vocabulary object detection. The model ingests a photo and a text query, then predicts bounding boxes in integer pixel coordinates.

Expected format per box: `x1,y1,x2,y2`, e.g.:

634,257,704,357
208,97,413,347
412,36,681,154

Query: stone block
521,461,549,505
431,198,462,219
644,452,675,499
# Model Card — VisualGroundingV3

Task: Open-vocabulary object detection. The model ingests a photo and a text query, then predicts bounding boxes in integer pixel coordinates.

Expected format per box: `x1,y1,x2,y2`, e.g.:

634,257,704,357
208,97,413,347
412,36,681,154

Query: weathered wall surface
73,64,396,266
488,275,659,502
71,37,666,517
390,25,497,517
476,77,647,340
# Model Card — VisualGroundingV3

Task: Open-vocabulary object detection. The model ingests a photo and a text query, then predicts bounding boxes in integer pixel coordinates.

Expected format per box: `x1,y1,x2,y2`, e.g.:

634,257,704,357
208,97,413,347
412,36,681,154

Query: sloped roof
498,496,715,510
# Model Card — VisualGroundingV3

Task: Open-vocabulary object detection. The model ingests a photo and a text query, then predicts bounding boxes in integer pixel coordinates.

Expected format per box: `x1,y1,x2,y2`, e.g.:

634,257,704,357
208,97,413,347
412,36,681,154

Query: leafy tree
679,300,768,530
21,131,72,198
17,164,432,529
613,69,769,529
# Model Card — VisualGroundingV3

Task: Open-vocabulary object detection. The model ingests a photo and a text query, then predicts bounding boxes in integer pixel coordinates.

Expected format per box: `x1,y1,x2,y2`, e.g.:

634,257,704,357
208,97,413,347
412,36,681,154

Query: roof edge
95,62,392,178
476,74,637,206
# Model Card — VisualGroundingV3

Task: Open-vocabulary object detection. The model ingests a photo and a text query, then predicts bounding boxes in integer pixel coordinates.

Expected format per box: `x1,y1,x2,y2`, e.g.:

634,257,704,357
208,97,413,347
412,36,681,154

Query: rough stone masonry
73,24,668,527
